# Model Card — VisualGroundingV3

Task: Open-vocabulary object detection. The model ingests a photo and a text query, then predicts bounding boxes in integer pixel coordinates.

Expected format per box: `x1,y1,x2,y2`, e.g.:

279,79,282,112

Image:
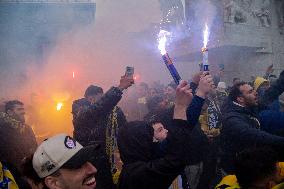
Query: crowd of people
0,64,284,189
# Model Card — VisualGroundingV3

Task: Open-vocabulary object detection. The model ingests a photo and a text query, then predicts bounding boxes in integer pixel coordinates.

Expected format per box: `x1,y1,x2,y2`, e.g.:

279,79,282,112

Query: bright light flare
158,30,171,55
56,102,63,111
72,71,75,79
203,24,210,48
133,74,140,81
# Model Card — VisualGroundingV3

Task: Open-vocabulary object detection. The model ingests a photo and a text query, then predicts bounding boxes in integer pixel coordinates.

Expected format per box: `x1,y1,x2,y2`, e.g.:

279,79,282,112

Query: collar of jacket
231,101,258,118
233,101,244,108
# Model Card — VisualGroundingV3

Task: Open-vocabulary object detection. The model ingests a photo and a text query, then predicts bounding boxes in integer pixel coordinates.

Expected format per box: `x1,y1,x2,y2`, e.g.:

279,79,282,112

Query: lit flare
158,30,171,55
203,24,209,48
56,102,63,111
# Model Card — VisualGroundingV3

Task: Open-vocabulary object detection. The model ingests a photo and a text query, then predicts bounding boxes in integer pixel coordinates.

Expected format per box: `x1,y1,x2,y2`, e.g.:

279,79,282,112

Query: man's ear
237,96,244,104
45,176,62,189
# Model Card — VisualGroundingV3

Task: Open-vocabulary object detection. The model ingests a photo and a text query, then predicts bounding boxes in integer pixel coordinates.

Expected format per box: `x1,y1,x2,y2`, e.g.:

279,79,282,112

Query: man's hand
175,80,193,107
191,72,202,85
118,75,134,90
266,64,274,75
196,72,214,98
174,80,193,120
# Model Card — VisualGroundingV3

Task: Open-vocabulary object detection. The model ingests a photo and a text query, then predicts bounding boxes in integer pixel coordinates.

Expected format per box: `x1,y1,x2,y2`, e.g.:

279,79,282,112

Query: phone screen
125,66,134,77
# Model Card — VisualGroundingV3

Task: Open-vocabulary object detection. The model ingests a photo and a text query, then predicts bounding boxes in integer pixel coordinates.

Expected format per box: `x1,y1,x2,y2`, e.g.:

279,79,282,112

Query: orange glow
134,74,140,81
56,102,63,111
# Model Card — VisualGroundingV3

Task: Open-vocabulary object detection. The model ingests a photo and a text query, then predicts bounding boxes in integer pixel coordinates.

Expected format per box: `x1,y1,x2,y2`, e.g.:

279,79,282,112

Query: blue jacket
258,73,284,134
259,109,284,134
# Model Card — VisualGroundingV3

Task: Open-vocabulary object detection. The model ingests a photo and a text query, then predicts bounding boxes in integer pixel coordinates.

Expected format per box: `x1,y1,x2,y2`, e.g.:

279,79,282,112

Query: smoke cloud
0,0,175,138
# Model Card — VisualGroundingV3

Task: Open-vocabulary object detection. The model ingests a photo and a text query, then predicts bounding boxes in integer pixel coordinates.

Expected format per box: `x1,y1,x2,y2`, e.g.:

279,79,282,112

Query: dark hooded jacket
220,100,284,173
220,71,284,173
118,120,192,189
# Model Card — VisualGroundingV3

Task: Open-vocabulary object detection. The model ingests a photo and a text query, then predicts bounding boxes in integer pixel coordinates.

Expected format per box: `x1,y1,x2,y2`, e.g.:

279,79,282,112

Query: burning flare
202,23,210,71
203,24,209,48
158,30,171,55
56,102,63,111
72,71,75,79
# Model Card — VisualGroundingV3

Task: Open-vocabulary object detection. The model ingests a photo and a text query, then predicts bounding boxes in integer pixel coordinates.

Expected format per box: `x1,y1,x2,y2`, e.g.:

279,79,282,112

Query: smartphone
125,66,134,77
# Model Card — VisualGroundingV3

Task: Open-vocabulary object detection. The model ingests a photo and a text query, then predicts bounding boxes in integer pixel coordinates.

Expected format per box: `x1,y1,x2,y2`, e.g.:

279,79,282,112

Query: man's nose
84,162,97,174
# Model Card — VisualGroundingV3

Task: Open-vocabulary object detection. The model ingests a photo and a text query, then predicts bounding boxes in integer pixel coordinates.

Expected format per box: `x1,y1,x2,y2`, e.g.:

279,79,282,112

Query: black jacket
72,87,127,189
72,87,127,147
118,120,192,189
220,100,284,173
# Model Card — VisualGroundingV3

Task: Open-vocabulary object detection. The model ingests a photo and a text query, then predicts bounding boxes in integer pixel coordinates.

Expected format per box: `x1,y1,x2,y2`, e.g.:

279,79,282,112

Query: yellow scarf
0,162,19,189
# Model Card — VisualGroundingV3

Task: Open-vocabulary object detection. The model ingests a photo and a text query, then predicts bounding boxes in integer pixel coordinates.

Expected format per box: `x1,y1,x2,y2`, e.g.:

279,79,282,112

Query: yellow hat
254,77,268,91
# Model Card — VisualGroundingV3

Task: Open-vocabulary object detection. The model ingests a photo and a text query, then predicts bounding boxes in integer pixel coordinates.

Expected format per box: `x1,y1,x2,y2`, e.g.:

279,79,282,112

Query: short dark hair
228,81,247,102
5,100,24,113
84,85,103,98
233,78,240,83
235,147,278,189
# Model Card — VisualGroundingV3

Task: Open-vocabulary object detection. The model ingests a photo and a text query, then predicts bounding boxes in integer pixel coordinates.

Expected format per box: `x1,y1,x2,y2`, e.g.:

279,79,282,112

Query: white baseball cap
32,133,98,178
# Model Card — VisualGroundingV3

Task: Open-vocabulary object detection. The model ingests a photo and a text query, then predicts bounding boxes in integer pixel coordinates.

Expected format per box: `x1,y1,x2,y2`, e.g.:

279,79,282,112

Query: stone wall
160,0,284,84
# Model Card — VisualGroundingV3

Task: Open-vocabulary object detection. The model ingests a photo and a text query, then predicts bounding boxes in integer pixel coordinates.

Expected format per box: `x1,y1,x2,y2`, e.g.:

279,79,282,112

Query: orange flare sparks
56,102,63,111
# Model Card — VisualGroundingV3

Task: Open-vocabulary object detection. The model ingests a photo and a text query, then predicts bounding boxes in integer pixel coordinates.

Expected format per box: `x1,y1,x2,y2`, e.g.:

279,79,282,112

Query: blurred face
237,84,258,107
47,162,97,189
7,104,25,123
219,70,224,77
164,86,175,99
209,85,217,97
152,123,168,142
233,79,241,85
157,99,169,110
149,88,158,97
87,93,103,104
138,86,148,97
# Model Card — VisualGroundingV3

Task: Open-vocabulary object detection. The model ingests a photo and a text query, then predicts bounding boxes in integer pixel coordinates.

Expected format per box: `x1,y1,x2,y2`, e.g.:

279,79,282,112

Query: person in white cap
24,134,98,189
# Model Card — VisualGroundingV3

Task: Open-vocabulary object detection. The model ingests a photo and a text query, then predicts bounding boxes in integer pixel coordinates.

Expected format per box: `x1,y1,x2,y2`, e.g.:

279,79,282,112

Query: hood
118,121,154,165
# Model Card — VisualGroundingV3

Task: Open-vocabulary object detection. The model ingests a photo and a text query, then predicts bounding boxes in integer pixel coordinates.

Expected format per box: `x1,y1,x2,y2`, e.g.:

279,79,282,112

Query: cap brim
61,144,100,169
